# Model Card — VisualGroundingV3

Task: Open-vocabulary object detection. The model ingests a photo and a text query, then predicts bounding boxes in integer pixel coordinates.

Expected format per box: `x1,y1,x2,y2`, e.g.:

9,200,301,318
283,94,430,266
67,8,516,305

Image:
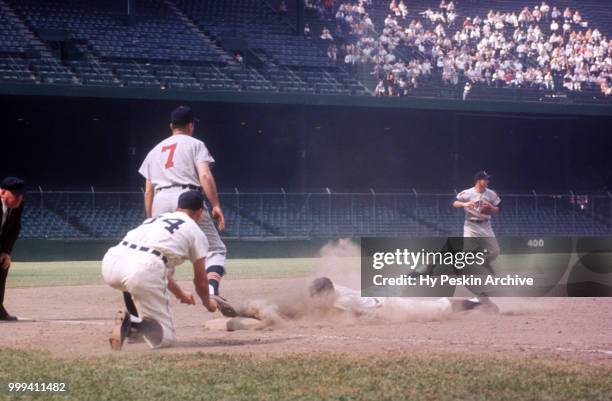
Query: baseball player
451,171,501,310
102,191,217,350
0,177,25,321
138,105,227,300
236,277,492,323
452,170,501,269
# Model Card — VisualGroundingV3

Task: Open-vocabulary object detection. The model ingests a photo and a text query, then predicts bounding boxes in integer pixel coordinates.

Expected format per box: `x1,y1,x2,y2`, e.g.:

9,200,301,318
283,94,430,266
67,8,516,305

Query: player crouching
102,191,219,350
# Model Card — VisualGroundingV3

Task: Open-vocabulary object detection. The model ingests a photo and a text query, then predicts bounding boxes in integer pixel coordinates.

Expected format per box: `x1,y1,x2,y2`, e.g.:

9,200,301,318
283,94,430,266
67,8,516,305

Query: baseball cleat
451,299,482,312
0,306,17,321
127,328,145,344
477,296,501,314
451,297,501,314
212,295,238,317
109,310,131,351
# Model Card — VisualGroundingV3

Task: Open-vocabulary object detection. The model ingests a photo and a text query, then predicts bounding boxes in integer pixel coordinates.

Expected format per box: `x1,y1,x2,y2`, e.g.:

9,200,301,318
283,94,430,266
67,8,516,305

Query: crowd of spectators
318,0,612,99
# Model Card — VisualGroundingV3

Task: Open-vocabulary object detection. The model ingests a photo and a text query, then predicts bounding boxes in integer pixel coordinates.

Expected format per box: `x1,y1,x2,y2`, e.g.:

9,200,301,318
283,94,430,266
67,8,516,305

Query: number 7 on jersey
162,143,177,168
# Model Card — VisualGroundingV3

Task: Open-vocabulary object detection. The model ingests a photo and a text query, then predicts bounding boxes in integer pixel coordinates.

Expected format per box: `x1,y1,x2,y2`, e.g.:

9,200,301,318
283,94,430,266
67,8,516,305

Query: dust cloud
236,239,466,326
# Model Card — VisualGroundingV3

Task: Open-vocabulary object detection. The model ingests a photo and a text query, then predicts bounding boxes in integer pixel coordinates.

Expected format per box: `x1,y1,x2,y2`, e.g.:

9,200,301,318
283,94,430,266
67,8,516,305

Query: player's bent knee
206,265,226,277
139,318,176,349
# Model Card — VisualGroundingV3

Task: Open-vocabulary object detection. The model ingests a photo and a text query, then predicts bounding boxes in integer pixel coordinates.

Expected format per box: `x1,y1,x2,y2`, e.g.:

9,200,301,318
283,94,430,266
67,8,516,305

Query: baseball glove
212,295,238,317
479,202,495,215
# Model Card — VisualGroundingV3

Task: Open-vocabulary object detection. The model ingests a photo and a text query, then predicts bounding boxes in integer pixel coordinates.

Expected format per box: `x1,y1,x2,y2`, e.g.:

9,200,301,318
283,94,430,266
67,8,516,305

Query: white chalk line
8,317,110,326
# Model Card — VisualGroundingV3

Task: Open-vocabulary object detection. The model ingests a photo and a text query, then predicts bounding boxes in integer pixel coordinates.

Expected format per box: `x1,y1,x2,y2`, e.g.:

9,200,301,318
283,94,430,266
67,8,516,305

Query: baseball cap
170,105,199,126
0,176,25,194
309,277,335,296
177,190,205,211
474,171,492,181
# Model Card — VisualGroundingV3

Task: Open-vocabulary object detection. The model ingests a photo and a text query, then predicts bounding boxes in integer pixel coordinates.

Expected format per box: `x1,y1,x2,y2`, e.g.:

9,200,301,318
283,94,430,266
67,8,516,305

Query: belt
120,241,168,264
468,219,488,224
156,184,201,192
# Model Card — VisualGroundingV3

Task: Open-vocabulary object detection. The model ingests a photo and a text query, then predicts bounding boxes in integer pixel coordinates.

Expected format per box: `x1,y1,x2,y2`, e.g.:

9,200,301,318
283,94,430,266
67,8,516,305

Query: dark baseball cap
0,176,25,194
309,277,335,296
177,190,205,211
474,171,492,181
170,105,199,126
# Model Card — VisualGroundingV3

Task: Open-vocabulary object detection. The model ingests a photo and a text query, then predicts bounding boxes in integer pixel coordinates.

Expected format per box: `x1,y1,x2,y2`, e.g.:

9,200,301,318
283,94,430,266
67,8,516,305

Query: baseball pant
0,267,9,314
374,297,452,321
152,187,226,268
102,246,176,348
463,221,500,264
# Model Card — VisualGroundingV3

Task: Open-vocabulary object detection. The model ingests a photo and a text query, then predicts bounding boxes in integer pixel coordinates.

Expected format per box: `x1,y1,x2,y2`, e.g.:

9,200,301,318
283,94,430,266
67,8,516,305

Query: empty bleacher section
175,0,366,94
5,0,236,89
0,0,366,94
18,191,611,239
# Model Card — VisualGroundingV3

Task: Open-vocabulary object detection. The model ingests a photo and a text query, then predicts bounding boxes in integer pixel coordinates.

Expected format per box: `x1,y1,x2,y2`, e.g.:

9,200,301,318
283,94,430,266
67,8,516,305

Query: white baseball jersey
138,134,214,188
334,286,382,313
122,211,209,268
332,286,452,319
456,187,501,221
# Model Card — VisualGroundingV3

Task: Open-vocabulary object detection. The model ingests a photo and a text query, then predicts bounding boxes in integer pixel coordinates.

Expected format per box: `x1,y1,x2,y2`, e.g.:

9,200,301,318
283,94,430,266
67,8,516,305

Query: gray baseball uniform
456,187,501,264
138,134,226,269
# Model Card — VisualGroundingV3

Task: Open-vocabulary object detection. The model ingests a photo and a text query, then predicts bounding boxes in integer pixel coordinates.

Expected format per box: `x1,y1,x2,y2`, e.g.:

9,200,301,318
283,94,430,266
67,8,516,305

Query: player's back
139,134,214,188
123,211,208,267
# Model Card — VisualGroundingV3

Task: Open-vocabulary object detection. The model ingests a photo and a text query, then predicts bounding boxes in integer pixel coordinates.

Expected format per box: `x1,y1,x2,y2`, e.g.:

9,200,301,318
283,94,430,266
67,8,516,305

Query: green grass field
7,258,318,288
0,350,610,401
7,252,574,288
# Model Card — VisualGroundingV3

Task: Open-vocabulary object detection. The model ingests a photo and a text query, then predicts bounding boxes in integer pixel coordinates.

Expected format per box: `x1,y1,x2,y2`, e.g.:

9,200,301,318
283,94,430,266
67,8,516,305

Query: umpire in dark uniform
0,177,24,321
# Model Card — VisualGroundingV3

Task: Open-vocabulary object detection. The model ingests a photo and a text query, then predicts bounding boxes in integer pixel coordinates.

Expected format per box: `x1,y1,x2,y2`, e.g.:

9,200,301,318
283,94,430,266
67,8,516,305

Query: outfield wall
2,94,611,192
11,238,342,261
1,83,611,117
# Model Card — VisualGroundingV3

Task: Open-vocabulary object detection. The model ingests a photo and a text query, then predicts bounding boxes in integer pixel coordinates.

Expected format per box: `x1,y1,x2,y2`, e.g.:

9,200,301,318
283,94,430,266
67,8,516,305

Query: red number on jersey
162,143,177,168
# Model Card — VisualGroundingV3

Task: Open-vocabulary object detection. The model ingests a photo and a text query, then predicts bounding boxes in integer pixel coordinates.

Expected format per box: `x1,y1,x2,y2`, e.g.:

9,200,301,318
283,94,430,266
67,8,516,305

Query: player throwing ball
102,191,217,350
139,105,227,298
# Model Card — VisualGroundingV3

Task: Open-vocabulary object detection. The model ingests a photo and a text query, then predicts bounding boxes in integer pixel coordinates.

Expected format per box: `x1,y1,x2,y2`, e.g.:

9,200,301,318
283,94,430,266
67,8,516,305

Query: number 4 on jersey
162,143,177,168
143,216,186,234
162,218,185,234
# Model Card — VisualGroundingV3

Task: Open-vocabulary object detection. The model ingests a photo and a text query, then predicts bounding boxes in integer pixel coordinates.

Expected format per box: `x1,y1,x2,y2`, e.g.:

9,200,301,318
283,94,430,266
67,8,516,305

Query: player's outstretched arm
196,162,225,231
143,179,154,218
193,258,217,312
167,270,195,305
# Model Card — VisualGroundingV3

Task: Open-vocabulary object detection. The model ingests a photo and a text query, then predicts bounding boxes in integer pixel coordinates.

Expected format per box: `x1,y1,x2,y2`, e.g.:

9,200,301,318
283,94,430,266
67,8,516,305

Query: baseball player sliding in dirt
307,277,491,318
234,277,494,325
138,105,228,301
102,191,219,350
